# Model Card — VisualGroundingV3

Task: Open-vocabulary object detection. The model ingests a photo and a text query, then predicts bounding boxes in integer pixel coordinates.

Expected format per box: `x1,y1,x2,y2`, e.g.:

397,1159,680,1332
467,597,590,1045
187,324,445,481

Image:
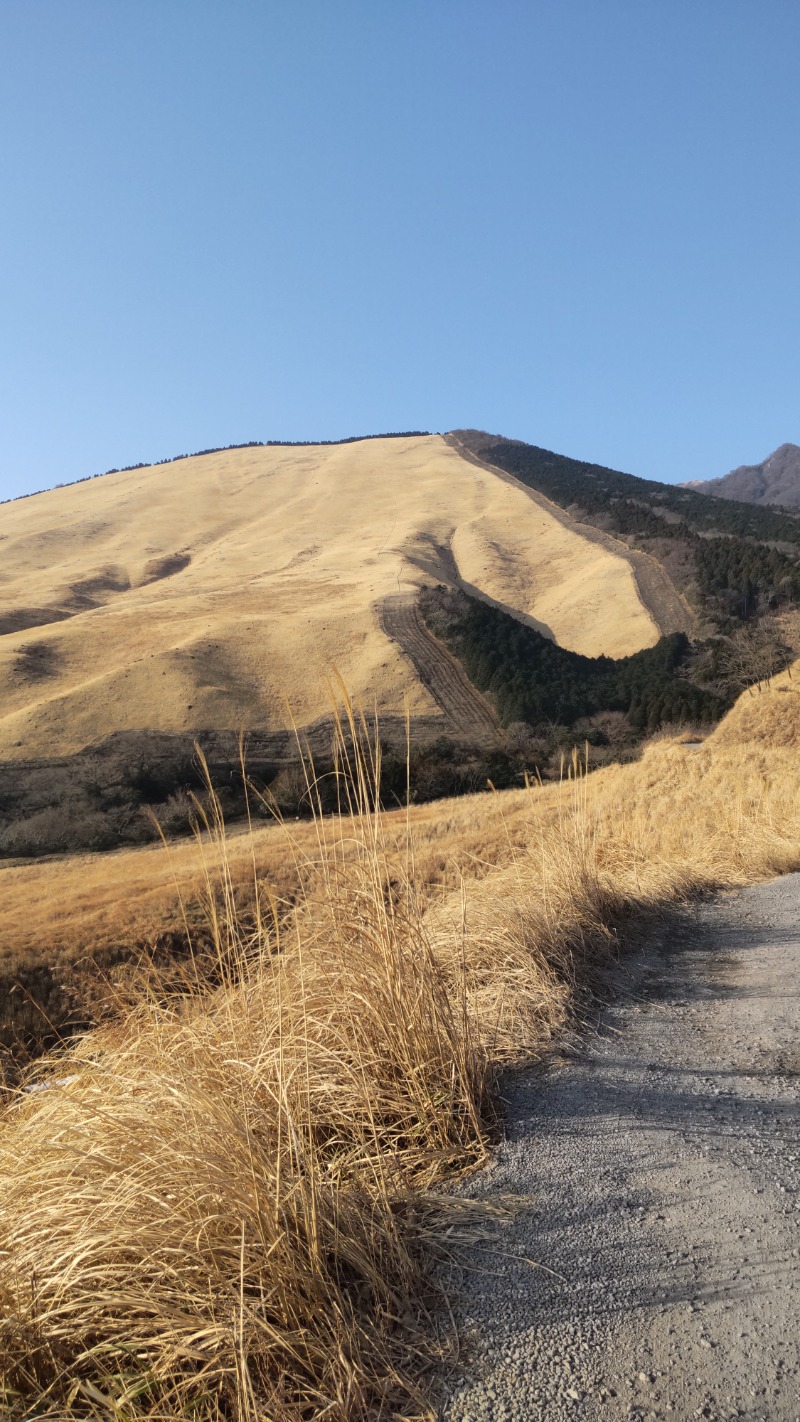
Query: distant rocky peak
682,442,800,509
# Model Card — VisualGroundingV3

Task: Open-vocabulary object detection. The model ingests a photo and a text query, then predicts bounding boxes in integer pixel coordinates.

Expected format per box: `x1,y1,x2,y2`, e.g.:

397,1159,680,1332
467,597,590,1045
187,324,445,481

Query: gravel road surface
442,876,800,1421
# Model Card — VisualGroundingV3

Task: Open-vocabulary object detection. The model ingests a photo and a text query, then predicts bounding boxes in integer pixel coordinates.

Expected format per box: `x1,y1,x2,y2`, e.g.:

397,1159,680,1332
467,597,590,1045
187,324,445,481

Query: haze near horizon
1,1,798,501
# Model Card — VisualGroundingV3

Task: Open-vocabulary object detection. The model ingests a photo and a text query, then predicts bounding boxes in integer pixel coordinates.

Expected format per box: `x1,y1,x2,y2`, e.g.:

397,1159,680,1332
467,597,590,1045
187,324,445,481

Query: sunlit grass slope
2,675,800,1417
0,435,657,759
704,662,800,747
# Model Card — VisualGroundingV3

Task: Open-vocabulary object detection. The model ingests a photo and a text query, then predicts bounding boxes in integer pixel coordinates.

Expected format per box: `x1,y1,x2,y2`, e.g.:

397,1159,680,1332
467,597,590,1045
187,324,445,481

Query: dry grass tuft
3,682,800,1418
706,669,800,749
0,712,495,1419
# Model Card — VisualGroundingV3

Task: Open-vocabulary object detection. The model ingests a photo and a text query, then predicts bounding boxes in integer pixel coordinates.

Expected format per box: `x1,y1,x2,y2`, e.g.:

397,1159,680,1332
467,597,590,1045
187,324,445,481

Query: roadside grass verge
2,685,800,1418
0,773,541,1079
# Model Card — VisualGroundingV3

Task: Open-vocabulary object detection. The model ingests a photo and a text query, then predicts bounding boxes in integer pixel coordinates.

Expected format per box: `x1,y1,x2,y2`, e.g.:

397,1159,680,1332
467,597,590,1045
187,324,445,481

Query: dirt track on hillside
442,876,800,1420
380,594,498,739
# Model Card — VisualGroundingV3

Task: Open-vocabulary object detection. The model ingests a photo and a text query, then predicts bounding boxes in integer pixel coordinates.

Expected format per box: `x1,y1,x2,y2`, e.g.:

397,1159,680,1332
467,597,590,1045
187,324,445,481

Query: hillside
421,585,724,732
0,434,659,764
4,430,798,859
683,441,800,508
452,430,800,628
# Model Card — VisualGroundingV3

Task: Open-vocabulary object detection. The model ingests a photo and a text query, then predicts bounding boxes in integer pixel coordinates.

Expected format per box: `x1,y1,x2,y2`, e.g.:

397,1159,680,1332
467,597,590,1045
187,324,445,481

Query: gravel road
441,876,800,1421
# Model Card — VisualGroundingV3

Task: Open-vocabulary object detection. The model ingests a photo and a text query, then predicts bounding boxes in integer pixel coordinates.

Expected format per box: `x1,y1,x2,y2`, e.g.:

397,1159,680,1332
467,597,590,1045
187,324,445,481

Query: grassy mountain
2,429,796,860
0,433,658,765
0,433,670,855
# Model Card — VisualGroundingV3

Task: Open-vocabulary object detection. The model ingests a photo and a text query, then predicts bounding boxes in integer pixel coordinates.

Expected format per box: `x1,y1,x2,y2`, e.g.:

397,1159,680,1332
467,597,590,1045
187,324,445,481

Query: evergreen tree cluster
693,537,800,617
424,589,725,733
472,437,800,545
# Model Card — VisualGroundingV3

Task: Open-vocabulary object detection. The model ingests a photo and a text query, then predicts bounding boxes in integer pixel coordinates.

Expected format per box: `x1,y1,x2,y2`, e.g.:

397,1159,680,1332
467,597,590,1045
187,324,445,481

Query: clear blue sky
1,1,798,501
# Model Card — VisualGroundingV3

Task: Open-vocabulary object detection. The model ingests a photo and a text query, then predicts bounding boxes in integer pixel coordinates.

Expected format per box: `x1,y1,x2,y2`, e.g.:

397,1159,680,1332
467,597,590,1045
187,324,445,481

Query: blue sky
1,1,798,500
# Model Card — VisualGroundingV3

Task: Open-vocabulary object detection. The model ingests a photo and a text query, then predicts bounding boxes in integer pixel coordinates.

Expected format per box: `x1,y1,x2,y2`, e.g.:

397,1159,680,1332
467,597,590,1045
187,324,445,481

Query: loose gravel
440,875,800,1421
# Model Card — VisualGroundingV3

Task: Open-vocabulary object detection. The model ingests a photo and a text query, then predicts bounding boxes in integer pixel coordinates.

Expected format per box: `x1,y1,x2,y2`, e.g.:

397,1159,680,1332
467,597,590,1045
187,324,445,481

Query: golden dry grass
704,664,800,748
0,436,656,759
2,679,800,1418
0,793,533,978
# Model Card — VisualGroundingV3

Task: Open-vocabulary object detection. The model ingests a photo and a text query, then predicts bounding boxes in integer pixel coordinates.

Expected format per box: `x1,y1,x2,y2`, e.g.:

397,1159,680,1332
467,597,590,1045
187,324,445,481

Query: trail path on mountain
442,875,800,1421
380,593,498,738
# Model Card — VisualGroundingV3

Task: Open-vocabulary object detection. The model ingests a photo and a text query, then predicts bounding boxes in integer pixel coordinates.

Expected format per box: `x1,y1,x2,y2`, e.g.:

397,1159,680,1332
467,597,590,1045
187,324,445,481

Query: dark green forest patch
421,585,728,736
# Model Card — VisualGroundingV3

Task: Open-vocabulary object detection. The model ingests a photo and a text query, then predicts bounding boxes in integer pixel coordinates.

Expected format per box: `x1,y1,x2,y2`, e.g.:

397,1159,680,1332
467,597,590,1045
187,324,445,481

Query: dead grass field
0,794,531,976
704,662,800,747
0,436,657,760
2,680,800,1419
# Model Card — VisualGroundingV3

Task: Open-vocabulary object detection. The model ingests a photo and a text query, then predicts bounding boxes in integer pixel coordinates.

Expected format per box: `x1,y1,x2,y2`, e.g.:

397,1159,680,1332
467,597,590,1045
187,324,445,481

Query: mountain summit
683,443,800,508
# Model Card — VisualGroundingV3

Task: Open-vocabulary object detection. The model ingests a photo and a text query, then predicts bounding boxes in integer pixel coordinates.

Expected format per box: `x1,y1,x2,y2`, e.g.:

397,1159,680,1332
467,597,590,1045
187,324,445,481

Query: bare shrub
0,806,115,857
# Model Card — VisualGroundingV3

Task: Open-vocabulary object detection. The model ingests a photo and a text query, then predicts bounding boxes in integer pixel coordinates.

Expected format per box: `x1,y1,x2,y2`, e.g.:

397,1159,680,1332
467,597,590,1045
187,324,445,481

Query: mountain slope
452,430,800,628
446,432,696,637
0,434,660,760
683,442,800,507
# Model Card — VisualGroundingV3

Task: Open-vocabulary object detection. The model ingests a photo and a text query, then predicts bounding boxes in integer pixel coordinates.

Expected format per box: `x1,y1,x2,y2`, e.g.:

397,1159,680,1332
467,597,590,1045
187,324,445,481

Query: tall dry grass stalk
0,706,494,1420
3,686,800,1418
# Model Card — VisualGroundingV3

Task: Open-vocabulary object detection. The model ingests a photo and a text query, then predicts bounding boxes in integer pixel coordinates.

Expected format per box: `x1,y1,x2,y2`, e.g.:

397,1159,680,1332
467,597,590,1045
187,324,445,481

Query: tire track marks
380,594,498,739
